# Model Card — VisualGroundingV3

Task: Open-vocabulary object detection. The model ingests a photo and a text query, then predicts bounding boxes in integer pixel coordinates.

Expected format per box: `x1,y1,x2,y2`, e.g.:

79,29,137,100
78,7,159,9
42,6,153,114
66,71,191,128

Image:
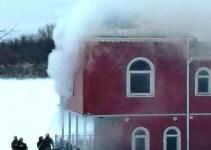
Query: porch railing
55,134,94,150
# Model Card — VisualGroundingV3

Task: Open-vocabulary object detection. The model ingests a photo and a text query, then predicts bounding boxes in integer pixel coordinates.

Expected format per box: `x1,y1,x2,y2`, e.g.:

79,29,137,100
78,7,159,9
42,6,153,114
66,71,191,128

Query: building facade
67,37,211,150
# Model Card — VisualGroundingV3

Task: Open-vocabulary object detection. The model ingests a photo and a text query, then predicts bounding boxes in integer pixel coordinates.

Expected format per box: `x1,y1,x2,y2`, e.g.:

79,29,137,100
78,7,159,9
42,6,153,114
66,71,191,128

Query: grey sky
0,0,77,37
2,0,211,39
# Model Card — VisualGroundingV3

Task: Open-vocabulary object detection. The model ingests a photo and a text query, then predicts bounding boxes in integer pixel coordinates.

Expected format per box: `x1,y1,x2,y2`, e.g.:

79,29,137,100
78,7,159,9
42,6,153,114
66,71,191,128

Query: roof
189,39,211,58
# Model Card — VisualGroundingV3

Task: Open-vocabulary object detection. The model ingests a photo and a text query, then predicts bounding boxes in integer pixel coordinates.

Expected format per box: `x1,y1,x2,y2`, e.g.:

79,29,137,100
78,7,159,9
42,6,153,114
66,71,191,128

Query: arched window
195,67,211,96
127,57,154,97
132,127,149,150
163,126,181,150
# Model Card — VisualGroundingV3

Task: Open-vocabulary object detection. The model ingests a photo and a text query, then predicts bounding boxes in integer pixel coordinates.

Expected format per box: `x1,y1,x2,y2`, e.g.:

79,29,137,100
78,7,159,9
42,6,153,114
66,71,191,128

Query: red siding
189,60,211,113
190,115,211,150
94,116,186,150
67,51,84,114
83,40,187,115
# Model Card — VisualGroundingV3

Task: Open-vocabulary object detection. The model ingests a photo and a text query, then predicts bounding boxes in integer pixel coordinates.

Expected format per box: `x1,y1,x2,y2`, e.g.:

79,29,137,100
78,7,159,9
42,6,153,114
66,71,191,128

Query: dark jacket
11,139,19,150
43,137,54,150
17,141,27,150
37,139,45,150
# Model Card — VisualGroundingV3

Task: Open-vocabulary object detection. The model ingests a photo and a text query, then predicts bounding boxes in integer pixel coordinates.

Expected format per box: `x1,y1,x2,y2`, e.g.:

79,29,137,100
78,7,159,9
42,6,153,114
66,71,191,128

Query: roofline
86,37,191,42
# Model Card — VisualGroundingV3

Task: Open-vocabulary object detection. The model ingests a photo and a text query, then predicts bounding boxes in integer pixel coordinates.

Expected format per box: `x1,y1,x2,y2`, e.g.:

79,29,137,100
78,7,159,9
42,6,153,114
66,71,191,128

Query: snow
0,78,61,150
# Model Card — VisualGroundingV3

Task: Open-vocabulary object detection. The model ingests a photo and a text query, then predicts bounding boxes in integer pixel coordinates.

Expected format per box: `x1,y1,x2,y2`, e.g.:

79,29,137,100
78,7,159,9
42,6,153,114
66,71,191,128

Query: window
127,57,154,97
163,127,181,150
132,127,149,150
195,67,211,96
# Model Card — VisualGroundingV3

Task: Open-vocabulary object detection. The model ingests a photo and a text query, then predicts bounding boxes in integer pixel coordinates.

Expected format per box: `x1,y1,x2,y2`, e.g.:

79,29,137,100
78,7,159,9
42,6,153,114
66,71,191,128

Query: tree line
0,24,55,78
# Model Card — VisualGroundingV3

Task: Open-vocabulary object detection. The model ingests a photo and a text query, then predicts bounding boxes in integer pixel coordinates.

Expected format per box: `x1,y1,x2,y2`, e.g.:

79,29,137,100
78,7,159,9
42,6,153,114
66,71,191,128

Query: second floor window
127,57,154,97
195,67,211,96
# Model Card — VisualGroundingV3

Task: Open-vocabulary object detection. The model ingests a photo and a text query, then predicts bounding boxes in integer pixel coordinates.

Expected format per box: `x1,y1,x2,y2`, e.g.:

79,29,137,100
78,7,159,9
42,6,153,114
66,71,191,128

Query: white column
76,115,79,148
68,112,71,146
61,96,65,147
186,39,190,150
83,116,87,150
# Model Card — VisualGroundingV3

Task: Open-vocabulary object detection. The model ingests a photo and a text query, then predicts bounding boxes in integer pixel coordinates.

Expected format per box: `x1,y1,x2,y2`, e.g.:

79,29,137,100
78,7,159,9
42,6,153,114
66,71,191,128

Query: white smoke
47,0,105,99
48,0,211,99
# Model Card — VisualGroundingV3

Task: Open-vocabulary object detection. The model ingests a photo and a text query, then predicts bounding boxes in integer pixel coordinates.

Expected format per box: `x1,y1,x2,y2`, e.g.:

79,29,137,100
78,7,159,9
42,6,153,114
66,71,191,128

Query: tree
0,25,18,40
0,24,55,78
38,24,55,40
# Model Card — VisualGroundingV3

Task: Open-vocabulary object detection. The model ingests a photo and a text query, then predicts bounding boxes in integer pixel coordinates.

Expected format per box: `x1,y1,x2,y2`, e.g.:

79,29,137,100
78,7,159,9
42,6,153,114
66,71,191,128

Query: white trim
195,67,211,96
186,40,190,150
83,112,211,117
87,37,189,42
126,57,155,97
190,113,211,116
163,126,181,150
92,113,185,117
190,57,211,61
132,127,150,150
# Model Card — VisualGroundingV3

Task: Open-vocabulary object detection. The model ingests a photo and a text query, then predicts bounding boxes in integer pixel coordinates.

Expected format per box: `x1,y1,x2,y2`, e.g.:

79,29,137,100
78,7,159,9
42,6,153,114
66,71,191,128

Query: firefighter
37,136,45,150
43,133,54,150
17,138,28,150
11,136,19,150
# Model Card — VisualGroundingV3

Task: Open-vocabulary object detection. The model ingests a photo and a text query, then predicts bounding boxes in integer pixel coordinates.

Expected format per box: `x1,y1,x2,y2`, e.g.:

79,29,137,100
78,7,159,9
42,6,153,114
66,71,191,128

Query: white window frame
132,127,150,150
127,57,155,97
163,126,181,150
195,67,211,96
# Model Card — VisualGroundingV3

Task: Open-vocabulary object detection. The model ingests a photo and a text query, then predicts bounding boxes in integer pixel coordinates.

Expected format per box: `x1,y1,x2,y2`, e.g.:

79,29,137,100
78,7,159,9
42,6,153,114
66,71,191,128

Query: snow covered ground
0,78,61,150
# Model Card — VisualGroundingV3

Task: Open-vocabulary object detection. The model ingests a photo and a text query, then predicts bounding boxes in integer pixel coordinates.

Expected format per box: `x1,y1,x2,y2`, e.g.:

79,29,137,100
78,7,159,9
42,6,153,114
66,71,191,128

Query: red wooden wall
82,40,187,115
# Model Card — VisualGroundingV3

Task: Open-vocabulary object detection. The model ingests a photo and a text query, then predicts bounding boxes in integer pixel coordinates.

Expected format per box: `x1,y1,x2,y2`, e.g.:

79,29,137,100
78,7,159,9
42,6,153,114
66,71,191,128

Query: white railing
55,134,95,150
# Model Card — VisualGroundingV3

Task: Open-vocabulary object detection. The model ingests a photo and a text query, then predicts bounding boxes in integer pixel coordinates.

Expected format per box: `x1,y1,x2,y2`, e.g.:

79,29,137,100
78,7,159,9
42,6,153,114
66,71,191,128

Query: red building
66,36,211,150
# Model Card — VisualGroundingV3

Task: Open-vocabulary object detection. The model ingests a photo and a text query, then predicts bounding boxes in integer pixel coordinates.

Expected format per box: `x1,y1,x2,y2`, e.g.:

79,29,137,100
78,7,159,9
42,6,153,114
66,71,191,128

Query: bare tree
0,24,18,40
38,24,55,40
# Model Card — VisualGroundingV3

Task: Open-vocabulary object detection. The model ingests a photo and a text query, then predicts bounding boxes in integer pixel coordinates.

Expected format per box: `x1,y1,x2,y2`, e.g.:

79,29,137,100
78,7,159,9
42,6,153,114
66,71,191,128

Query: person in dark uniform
37,136,45,150
17,138,28,150
11,136,19,150
43,133,54,150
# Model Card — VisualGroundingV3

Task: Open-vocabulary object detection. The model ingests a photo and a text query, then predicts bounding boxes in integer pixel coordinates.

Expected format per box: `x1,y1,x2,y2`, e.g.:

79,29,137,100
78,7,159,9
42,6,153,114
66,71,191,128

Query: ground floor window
132,127,149,150
163,126,181,150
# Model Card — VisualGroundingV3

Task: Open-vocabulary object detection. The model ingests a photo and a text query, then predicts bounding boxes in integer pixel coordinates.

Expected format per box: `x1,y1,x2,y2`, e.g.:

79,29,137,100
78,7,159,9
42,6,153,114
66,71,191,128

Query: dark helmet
39,136,43,140
19,138,23,142
46,133,50,138
14,136,18,140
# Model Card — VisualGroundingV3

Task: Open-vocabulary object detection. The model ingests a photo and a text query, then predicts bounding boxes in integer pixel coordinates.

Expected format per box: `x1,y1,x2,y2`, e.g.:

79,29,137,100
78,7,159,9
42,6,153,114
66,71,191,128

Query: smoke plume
48,0,211,99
